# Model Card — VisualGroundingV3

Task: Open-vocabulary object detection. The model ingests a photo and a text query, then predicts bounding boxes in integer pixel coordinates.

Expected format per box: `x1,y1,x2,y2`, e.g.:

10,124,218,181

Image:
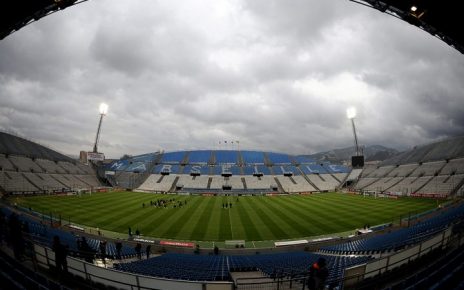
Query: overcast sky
0,0,463,159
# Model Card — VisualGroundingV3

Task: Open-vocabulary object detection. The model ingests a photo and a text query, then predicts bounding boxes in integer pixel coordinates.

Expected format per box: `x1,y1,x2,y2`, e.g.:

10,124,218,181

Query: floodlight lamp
99,103,108,115
346,107,357,119
410,6,417,12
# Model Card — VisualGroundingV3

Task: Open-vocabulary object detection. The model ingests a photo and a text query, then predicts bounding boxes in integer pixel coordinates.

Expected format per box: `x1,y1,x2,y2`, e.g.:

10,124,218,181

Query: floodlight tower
347,107,364,168
347,107,360,156
93,103,108,153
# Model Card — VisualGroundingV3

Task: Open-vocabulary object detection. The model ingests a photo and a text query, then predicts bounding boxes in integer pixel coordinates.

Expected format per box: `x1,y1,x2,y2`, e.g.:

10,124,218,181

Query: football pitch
11,192,440,242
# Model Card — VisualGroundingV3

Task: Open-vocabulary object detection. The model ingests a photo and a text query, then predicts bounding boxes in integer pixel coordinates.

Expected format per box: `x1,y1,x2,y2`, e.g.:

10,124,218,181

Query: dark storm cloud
0,0,463,158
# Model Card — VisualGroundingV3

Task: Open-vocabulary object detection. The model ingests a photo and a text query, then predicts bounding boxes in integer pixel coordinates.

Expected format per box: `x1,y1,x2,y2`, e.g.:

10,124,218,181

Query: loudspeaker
351,156,365,168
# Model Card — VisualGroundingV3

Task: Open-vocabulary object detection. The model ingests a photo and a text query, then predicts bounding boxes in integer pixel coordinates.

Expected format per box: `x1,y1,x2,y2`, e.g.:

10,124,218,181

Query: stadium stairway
412,175,438,194
356,177,379,191
22,173,46,191
237,151,244,166
356,166,398,190
180,153,189,165
329,173,340,183
263,152,272,167
450,177,464,196
169,176,180,192
297,167,321,191
288,176,298,185
241,177,247,190
381,176,406,193
336,171,351,190
273,177,285,193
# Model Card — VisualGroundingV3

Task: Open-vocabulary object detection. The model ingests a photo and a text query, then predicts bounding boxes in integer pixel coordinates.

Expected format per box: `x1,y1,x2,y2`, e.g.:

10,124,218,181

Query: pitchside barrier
274,240,308,247
225,240,245,248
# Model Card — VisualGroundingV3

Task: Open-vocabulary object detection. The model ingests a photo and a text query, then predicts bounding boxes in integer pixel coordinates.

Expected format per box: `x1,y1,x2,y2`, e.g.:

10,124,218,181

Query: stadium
1,1,464,290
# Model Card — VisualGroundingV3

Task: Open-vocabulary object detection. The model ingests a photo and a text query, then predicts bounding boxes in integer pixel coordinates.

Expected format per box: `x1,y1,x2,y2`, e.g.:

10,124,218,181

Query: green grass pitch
11,192,440,242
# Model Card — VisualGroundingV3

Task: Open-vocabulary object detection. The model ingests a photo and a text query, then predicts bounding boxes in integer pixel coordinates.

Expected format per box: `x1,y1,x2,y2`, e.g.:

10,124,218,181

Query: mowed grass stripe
145,197,196,238
246,197,287,240
60,192,130,211
263,197,324,237
303,194,436,229
272,196,335,235
83,194,153,228
228,198,246,240
308,196,396,230
234,197,263,241
12,192,440,242
30,195,111,229
204,196,226,241
188,197,218,240
156,197,206,239
276,196,341,234
307,196,383,227
258,197,308,238
21,193,150,227
322,194,435,223
216,197,233,241
303,194,401,226
86,194,155,226
131,196,191,237
137,197,195,237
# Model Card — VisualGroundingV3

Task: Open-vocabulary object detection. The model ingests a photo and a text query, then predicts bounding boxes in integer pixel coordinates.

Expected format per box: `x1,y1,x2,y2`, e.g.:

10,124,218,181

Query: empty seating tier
115,252,372,283
321,203,464,254
113,150,349,192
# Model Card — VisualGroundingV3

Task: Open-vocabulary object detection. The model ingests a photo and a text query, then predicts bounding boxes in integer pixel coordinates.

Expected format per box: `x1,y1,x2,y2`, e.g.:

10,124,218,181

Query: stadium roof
0,0,86,40
381,135,464,165
350,0,463,54
0,132,73,162
1,0,462,54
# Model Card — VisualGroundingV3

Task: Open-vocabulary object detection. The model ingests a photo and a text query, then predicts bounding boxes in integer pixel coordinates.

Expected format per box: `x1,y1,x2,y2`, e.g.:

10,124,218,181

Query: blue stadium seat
152,164,181,174
108,153,157,172
242,165,271,175
188,151,213,164
321,203,464,254
182,165,210,175
161,151,187,164
323,164,351,173
115,252,371,283
267,152,292,164
211,165,241,175
294,156,316,164
241,151,265,164
214,150,239,164
300,164,328,174
272,165,301,175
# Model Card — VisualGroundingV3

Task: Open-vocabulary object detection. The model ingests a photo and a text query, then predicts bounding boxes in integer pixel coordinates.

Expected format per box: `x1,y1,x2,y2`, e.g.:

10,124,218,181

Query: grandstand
91,137,464,198
354,137,464,197
105,150,350,194
1,133,464,290
0,132,103,193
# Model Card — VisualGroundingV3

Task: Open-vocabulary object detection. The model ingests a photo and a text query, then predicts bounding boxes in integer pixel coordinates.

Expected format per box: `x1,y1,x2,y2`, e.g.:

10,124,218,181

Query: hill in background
303,145,398,164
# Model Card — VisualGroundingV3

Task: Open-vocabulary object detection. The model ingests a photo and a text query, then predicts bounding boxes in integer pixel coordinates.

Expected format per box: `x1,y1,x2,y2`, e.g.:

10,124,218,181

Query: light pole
93,103,108,153
346,107,360,156
347,106,364,169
